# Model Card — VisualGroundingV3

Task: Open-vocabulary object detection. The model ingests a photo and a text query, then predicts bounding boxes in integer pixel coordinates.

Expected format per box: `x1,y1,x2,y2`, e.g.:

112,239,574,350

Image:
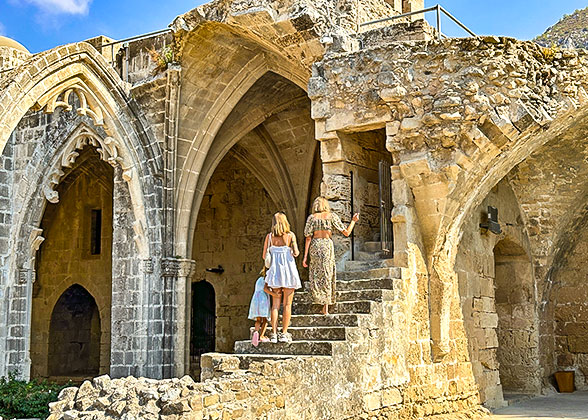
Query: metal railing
0,28,173,80
360,4,475,40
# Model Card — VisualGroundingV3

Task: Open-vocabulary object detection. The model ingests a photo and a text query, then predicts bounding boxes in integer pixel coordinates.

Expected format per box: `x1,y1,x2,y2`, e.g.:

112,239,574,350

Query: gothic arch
0,42,161,378
0,42,161,263
47,284,102,377
429,105,588,358
174,22,310,256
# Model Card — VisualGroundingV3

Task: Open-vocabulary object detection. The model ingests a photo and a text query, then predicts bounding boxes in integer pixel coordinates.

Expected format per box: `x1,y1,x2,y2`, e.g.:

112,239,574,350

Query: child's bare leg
281,288,294,334
254,318,261,332
260,318,268,338
271,292,281,334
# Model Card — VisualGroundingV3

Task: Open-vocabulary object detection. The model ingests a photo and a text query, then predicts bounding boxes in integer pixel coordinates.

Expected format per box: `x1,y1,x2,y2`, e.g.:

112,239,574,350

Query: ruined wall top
0,37,31,72
310,36,588,162
188,0,403,35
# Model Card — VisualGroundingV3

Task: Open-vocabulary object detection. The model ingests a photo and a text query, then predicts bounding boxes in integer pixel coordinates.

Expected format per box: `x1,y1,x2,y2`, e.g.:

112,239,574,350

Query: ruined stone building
1,0,588,418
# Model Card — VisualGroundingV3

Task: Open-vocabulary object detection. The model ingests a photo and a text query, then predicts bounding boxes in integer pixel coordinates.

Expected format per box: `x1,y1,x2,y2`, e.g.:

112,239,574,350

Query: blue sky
0,0,587,53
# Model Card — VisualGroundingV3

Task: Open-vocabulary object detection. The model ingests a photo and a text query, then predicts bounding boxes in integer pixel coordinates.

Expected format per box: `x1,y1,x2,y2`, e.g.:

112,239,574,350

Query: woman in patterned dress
303,197,359,315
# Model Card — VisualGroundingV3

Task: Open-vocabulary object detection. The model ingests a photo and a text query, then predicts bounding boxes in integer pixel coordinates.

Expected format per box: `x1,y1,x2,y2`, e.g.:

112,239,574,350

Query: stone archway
0,41,163,380
190,151,279,358
31,146,113,379
185,68,320,362
494,238,539,395
48,285,101,379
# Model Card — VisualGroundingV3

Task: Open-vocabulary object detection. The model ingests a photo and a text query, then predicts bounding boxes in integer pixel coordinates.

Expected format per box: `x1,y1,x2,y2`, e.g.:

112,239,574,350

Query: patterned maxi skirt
308,237,336,305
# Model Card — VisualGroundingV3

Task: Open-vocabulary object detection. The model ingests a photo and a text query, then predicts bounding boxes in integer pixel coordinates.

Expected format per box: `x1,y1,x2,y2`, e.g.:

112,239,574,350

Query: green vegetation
535,6,588,49
0,373,71,419
147,45,176,75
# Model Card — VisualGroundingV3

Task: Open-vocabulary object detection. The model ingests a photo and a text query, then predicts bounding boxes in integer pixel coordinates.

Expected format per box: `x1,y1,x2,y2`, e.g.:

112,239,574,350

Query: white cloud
23,0,92,15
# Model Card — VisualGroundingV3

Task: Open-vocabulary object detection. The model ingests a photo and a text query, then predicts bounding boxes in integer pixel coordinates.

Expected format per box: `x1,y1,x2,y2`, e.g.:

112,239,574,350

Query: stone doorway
333,129,389,261
48,285,101,378
190,281,216,377
494,238,540,395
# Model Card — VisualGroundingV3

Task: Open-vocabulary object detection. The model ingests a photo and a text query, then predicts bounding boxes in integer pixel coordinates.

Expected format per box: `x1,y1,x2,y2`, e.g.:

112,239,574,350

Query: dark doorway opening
191,281,216,377
48,284,101,377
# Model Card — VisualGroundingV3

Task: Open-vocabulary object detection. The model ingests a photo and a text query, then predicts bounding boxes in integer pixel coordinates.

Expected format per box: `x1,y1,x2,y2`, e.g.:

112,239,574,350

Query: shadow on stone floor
491,391,588,420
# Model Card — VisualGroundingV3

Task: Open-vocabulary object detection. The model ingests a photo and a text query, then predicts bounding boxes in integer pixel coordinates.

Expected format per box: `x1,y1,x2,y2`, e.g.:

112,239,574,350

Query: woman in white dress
263,212,301,343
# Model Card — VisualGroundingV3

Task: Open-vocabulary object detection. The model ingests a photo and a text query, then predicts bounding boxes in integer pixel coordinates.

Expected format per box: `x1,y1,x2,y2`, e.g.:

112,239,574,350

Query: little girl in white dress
248,268,279,346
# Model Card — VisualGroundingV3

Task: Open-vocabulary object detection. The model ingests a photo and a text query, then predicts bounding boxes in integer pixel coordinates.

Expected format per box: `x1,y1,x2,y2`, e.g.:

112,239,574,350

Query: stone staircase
233,258,400,358
352,240,393,262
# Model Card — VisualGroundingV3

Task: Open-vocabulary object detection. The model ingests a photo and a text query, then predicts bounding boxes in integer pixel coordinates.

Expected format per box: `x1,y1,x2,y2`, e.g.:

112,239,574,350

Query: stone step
338,266,401,281
232,354,331,370
354,250,392,261
337,278,395,291
344,258,396,272
297,278,395,295
287,326,346,341
292,300,372,315
287,313,363,327
234,340,334,356
294,289,387,304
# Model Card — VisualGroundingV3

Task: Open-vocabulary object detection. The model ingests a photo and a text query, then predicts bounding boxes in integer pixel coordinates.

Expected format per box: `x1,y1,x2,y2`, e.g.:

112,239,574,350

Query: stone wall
456,179,538,406
32,147,113,380
192,154,277,356
0,46,29,72
551,227,588,390
49,249,488,419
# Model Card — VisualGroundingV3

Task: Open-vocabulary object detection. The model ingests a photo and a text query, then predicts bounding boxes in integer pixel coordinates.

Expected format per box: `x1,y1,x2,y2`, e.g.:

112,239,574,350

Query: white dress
248,277,271,320
265,233,302,290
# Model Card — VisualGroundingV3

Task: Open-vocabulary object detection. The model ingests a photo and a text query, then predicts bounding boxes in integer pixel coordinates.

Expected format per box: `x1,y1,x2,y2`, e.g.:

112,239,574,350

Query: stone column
111,166,152,377
317,134,353,270
161,257,196,378
5,269,33,379
5,228,44,380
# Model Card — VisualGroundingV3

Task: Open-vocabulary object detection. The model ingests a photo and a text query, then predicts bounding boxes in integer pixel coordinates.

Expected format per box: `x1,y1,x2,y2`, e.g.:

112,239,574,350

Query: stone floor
491,391,588,420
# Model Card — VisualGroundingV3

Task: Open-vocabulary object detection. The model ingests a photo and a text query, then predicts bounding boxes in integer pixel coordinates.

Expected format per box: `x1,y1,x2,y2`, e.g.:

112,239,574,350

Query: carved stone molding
38,80,106,127
142,258,154,274
161,258,196,279
42,125,123,204
132,220,148,258
22,228,44,271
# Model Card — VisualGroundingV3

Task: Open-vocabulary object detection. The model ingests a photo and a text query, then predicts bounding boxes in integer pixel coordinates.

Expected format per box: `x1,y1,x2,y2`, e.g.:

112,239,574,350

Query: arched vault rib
179,73,309,256
174,22,310,256
229,145,284,208
253,125,298,219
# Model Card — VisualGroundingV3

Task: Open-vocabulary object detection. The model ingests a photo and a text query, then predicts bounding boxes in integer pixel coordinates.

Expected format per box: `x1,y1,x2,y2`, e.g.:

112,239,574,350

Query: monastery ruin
1,0,588,418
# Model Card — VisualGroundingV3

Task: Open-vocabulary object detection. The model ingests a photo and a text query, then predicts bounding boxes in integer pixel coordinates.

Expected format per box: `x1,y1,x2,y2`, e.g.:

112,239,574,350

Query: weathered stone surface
3,0,588,417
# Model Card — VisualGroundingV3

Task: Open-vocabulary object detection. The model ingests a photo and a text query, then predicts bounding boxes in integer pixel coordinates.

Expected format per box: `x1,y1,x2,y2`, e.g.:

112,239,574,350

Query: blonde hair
271,212,291,237
312,197,331,214
259,266,267,276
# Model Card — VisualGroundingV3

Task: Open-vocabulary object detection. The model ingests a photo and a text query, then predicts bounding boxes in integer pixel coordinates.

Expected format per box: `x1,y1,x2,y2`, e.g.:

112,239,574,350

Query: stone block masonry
6,0,588,417
48,258,489,419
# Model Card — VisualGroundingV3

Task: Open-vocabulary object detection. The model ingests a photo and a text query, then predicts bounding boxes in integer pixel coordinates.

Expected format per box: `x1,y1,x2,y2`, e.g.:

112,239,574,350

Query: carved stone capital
161,258,196,280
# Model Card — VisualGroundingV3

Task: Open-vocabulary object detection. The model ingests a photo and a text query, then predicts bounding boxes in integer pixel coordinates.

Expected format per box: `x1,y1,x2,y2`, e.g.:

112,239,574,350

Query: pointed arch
174,28,310,256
